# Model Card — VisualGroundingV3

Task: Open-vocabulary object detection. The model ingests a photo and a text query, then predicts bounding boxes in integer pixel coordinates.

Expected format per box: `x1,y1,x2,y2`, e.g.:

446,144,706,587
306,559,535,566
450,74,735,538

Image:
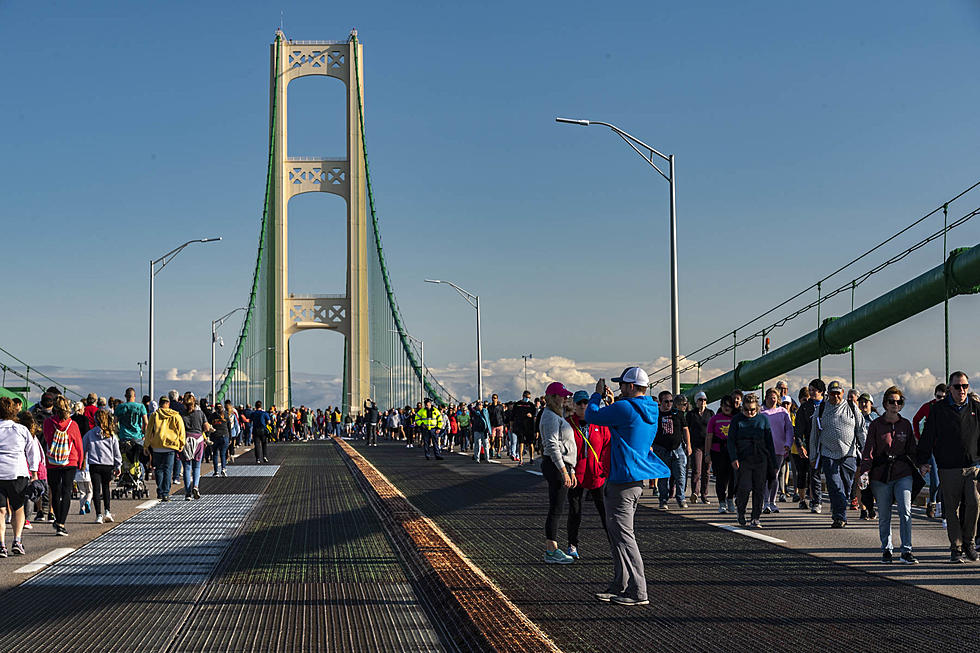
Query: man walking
809,380,864,528
513,390,537,465
687,392,713,504
488,394,505,459
585,367,669,607
918,371,980,562
794,379,825,511
651,391,691,509
248,401,271,463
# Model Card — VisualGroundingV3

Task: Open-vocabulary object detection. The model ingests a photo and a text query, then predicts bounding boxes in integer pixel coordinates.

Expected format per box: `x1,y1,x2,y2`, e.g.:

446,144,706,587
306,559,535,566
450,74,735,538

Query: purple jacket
762,406,794,453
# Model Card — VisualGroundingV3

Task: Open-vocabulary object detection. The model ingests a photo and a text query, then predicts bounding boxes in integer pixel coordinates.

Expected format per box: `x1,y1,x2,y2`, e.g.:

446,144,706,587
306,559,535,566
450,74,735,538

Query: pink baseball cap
545,382,573,398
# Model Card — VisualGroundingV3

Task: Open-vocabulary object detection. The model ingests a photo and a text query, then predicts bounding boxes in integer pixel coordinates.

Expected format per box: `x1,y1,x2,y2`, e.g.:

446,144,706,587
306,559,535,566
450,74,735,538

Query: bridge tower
265,30,369,412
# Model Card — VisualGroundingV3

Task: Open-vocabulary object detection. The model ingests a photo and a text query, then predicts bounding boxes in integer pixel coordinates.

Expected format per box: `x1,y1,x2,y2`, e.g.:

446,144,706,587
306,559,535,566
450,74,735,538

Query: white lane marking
136,499,160,510
524,470,543,476
708,522,787,544
16,546,76,573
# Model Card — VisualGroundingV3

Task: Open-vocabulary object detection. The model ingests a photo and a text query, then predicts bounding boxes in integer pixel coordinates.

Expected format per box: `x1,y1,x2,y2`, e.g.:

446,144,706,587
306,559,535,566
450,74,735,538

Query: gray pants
938,466,980,550
604,481,647,601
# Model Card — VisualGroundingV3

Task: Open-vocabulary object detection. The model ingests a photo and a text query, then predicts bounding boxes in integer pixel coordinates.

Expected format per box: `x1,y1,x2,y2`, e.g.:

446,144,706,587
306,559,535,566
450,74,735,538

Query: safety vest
417,406,443,429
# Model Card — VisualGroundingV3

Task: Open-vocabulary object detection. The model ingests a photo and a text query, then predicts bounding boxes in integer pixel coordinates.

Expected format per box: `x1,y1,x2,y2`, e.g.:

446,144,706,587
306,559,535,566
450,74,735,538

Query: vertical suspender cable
943,203,949,382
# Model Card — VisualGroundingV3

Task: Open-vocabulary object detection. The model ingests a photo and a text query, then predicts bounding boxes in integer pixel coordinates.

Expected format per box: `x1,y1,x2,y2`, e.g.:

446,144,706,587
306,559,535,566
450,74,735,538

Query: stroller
111,439,150,500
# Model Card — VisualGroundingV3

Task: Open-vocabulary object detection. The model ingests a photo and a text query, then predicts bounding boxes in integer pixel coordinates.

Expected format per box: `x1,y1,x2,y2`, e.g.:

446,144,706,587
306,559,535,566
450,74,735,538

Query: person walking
209,403,231,477
912,383,947,518
687,391,713,504
42,395,84,536
858,386,918,564
364,400,380,447
0,398,40,556
248,401,271,463
918,371,980,562
82,408,122,524
795,380,825,512
565,390,610,559
416,398,444,461
651,391,691,509
855,393,877,520
728,393,777,528
181,397,210,500
585,367,669,607
514,390,537,465
144,396,186,501
761,388,793,514
471,401,491,463
540,382,576,564
809,380,864,528
488,394,506,459
705,396,737,513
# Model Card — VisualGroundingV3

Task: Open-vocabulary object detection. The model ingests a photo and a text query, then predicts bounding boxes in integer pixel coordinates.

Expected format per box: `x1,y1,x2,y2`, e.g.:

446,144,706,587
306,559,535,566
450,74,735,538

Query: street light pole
247,346,274,404
148,237,221,402
425,279,482,401
137,361,147,397
522,354,533,393
211,307,247,405
556,117,681,395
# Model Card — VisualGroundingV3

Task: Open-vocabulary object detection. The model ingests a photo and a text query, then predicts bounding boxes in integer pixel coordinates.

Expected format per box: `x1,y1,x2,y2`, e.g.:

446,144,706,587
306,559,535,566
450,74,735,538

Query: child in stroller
112,439,150,500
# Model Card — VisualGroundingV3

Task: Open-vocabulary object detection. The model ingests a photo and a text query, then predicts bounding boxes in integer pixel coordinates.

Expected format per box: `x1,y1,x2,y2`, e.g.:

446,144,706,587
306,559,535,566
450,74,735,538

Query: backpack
48,422,72,466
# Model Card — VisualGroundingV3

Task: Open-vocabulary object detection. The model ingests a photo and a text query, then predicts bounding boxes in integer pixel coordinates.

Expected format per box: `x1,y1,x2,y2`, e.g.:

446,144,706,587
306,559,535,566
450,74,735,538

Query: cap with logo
858,392,872,403
781,395,792,404
572,390,590,404
611,366,650,387
827,380,843,393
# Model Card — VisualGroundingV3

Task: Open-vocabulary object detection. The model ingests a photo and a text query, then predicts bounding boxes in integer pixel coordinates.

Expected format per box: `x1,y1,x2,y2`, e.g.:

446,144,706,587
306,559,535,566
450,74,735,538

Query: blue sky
3,1,980,406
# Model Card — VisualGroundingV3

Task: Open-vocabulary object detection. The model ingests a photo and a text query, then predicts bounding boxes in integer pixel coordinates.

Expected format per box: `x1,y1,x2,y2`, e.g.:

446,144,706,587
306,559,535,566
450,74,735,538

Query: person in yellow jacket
144,396,187,501
415,398,444,461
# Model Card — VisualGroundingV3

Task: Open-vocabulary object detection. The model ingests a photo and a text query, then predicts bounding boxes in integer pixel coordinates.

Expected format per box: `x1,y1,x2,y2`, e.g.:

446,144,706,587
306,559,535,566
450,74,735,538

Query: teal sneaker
566,545,579,559
544,548,574,564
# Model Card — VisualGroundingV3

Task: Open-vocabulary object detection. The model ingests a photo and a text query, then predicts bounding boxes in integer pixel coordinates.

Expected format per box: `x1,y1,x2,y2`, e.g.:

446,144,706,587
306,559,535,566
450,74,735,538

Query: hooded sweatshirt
585,393,669,483
144,406,187,453
42,417,85,469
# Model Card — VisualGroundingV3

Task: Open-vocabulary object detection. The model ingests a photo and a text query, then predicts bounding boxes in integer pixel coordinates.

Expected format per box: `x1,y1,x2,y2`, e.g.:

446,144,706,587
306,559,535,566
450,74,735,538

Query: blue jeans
508,432,518,458
423,428,441,458
871,475,913,553
652,445,688,503
821,456,856,522
211,436,228,474
472,433,489,461
927,454,940,503
183,458,201,496
151,450,175,499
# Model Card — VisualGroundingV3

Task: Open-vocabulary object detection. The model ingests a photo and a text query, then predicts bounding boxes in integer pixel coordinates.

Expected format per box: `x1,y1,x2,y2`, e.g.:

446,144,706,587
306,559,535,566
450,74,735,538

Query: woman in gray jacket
540,382,577,564
82,409,122,524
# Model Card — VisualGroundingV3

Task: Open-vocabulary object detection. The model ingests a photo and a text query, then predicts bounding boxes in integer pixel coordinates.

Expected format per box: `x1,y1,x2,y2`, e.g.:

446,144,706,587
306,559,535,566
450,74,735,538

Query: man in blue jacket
585,366,669,607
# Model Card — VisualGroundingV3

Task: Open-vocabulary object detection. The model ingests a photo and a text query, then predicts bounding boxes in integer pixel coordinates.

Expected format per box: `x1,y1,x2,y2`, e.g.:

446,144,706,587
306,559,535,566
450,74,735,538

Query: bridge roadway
0,439,976,652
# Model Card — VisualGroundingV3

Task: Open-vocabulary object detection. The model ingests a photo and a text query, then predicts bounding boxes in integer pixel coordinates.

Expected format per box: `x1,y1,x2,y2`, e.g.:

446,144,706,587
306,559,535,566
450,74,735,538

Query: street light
391,330,423,404
247,346,275,404
425,279,483,402
148,238,221,402
211,307,247,404
521,354,533,393
371,359,393,409
137,361,147,397
556,117,681,395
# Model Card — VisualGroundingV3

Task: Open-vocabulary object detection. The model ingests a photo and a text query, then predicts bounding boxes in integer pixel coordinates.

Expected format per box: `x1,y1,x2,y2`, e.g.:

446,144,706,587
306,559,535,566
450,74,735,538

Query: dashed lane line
707,522,787,544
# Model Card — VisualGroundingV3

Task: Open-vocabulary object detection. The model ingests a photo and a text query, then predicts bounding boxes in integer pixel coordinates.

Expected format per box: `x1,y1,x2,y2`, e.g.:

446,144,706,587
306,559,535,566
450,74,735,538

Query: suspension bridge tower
265,30,370,411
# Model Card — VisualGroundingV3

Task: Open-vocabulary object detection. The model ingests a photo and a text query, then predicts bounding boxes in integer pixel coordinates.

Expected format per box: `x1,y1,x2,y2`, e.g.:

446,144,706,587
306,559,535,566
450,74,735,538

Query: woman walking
209,403,230,477
540,382,576,564
0,398,40,556
705,396,737,513
82,409,122,523
42,395,84,535
565,390,610,559
858,386,918,564
727,393,776,528
181,396,210,500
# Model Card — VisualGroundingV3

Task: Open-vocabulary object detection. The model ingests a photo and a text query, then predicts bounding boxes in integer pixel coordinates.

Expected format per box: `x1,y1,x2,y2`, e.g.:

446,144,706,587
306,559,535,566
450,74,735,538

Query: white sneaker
95,515,104,524
717,505,728,514
104,512,114,523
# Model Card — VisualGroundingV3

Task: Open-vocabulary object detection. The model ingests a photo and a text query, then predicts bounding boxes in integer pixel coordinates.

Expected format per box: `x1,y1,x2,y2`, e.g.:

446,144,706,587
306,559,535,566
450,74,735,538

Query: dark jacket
653,409,685,450
512,399,536,434
793,399,819,453
917,397,980,469
487,402,505,428
727,412,776,467
687,408,714,449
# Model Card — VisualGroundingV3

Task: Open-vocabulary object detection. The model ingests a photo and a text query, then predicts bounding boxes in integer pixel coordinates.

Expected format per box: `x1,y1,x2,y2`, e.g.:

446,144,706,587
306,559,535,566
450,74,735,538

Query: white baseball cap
695,391,707,401
611,366,650,387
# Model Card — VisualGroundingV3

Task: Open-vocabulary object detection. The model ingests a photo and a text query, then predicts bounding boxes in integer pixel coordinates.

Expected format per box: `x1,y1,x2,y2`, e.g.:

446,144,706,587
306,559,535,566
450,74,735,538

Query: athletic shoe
778,493,787,503
544,548,574,564
595,592,617,602
691,493,700,503
10,541,24,555
964,545,979,562
881,550,893,563
221,470,227,477
185,495,193,501
85,501,91,514
96,515,104,524
263,457,269,463
46,513,55,522
23,520,31,530
700,496,711,505
860,509,869,520
56,525,68,536
79,508,86,515
566,545,579,559
749,519,762,529
811,504,822,514
926,502,936,518
831,519,845,528
161,496,170,502
770,505,780,514
212,471,219,477
762,506,772,515
900,552,918,565
0,546,6,558
798,499,808,510
726,499,736,513
717,505,728,514
610,596,649,606
104,512,113,523
948,549,965,564
868,509,877,520
193,487,201,499
737,514,746,526
677,500,688,509
658,502,669,511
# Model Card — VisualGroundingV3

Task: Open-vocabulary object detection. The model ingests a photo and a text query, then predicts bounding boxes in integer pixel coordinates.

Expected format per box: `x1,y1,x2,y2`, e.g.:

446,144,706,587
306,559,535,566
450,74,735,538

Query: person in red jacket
565,390,611,559
912,383,946,517
42,395,85,536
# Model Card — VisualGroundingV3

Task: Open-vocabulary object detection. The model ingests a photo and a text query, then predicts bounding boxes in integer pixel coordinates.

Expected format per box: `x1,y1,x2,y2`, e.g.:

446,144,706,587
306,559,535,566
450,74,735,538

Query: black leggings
89,464,114,515
253,433,267,461
47,466,77,526
542,457,569,541
792,453,810,493
709,449,736,502
567,485,608,547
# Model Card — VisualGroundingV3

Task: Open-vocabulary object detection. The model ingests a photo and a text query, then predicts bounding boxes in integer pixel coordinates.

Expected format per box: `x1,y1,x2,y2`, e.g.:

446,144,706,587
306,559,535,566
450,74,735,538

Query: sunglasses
952,383,969,390
662,399,673,404
885,399,904,406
